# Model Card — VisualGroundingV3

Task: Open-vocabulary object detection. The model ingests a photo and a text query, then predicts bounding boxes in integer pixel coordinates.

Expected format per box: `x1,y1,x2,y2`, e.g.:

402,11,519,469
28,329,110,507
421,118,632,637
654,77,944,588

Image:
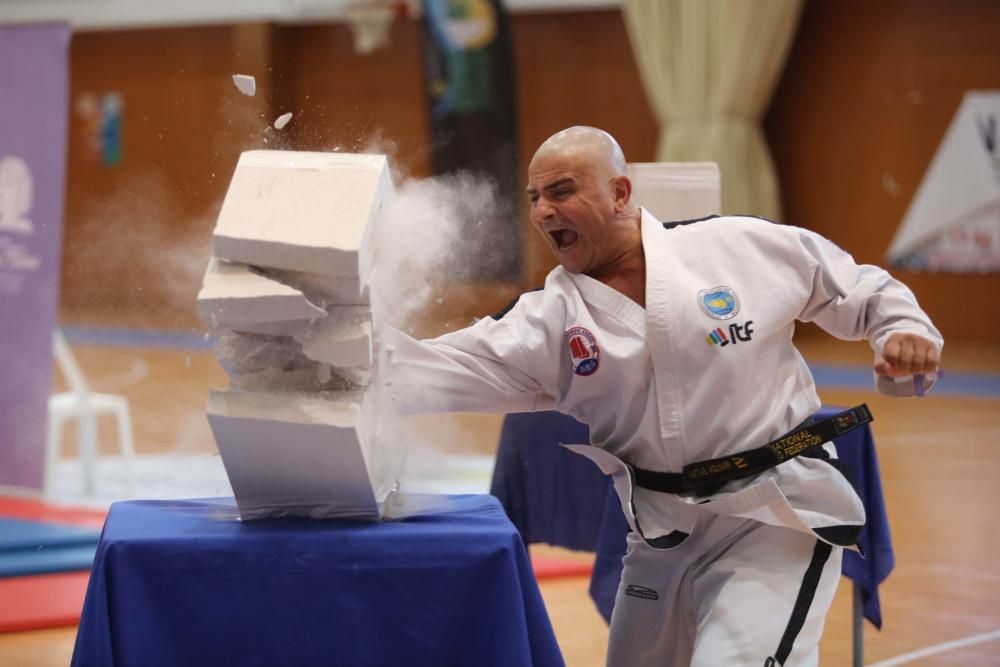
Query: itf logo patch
706,321,754,347
566,326,600,376
698,286,740,320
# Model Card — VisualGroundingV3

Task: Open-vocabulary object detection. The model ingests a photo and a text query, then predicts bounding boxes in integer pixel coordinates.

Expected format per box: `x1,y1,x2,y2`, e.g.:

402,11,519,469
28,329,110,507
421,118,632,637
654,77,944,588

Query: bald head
530,126,629,179
525,126,641,277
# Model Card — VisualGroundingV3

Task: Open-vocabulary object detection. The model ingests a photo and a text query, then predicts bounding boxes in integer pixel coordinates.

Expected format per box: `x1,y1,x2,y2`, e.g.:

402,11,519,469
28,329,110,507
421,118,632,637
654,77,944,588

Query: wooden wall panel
61,24,276,327
278,21,432,180
767,0,1000,343
511,10,659,285
59,5,998,343
60,21,433,328
281,21,503,336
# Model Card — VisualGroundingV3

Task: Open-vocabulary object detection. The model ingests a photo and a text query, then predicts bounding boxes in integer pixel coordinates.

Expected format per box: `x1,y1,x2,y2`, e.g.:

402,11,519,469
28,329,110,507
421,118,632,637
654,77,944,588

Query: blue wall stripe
63,326,216,351
809,365,1000,398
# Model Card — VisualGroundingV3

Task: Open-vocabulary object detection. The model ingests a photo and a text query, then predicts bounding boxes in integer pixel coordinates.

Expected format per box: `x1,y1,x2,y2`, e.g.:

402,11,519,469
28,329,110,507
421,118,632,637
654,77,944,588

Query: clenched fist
874,332,940,378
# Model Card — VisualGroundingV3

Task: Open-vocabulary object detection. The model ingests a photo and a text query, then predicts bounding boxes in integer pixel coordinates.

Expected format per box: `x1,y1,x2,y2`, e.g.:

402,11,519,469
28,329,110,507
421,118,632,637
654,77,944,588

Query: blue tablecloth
491,407,894,629
71,494,565,667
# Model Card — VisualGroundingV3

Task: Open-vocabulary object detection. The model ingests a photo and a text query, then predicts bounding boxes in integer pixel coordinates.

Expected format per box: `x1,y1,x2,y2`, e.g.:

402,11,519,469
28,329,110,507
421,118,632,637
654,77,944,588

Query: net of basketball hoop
345,0,416,55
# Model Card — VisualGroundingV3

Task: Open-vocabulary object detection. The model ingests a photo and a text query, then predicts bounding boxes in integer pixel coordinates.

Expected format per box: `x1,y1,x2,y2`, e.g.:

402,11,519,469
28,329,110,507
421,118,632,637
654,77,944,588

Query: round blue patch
697,286,741,320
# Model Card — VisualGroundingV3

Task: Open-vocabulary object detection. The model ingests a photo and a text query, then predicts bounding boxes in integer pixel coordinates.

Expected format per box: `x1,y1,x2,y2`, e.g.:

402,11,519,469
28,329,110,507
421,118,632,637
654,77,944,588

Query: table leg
852,581,863,667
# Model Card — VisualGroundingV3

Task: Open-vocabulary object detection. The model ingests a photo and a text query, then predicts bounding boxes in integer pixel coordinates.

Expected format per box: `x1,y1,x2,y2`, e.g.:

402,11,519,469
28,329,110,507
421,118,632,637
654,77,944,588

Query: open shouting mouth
548,228,579,251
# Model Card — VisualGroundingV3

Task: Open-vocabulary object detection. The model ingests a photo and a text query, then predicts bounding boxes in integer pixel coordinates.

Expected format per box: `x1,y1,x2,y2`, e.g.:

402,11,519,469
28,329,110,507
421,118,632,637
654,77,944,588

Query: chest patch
706,321,754,347
698,286,740,320
566,326,600,376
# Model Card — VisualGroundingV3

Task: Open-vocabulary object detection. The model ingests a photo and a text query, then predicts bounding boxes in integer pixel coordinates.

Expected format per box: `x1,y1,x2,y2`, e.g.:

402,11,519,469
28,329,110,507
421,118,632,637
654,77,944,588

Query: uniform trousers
607,513,843,667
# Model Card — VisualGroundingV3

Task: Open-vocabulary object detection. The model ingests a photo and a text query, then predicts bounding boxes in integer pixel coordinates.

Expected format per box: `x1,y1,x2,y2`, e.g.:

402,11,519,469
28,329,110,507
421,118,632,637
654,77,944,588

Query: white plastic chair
45,329,136,497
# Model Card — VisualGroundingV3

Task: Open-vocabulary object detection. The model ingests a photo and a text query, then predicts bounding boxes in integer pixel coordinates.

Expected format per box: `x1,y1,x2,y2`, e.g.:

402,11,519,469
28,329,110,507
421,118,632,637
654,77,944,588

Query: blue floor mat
0,545,98,578
0,518,99,577
0,518,101,552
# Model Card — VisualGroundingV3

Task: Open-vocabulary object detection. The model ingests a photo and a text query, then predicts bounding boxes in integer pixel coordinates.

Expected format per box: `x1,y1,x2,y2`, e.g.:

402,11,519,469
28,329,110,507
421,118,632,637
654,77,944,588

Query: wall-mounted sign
887,91,1000,272
0,23,70,492
76,91,123,167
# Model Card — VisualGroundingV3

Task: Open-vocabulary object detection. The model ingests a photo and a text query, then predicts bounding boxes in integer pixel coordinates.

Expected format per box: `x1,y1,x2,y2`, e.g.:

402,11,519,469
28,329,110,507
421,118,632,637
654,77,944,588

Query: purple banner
0,24,70,490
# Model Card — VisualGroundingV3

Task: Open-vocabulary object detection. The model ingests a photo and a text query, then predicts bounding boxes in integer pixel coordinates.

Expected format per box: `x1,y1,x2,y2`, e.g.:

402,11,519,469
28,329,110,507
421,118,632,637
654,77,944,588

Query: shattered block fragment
197,258,325,332
215,332,363,392
203,148,405,522
215,332,325,388
297,306,372,369
212,151,392,281
215,332,306,377
273,112,293,130
232,74,256,96
232,319,313,338
326,365,370,387
208,389,383,520
228,366,356,394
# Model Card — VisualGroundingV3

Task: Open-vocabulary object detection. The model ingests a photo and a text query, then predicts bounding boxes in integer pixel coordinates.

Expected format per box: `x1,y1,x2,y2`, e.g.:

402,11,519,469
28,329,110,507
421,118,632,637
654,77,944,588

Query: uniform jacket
383,209,943,548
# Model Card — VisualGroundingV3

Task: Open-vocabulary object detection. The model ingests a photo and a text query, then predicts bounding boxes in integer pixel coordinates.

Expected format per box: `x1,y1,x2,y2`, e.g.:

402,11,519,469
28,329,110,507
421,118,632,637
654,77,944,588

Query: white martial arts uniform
383,209,942,666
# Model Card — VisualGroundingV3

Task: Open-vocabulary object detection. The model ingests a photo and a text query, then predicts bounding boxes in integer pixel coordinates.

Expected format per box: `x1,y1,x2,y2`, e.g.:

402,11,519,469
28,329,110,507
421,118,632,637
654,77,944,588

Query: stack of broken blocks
200,150,399,520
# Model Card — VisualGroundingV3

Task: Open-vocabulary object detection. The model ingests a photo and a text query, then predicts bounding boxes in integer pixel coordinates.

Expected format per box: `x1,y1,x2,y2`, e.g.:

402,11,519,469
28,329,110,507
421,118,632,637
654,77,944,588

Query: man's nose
533,197,555,221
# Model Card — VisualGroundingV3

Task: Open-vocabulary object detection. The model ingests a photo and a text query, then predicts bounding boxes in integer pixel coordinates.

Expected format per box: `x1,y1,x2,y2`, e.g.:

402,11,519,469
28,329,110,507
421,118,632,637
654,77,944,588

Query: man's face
526,151,620,275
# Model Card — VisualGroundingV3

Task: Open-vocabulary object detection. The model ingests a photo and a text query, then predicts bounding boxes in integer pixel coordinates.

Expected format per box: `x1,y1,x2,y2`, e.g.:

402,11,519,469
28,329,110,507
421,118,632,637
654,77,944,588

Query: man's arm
380,313,558,415
794,227,943,396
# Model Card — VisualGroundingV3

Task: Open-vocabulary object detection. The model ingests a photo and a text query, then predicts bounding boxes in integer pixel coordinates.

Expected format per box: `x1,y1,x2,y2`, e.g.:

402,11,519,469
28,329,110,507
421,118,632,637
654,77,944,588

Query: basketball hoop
345,0,408,55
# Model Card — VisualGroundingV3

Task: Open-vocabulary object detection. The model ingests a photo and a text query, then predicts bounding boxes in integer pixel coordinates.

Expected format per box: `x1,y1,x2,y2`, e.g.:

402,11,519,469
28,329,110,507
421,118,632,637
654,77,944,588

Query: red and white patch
566,326,600,376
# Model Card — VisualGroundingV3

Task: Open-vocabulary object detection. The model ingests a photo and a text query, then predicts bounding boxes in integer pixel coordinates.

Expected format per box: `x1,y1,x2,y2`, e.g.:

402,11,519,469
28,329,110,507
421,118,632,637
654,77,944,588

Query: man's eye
554,190,571,199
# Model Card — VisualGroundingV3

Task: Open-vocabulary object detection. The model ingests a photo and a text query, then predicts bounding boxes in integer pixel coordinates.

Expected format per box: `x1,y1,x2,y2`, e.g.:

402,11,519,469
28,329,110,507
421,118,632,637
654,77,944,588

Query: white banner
887,91,1000,272
0,24,70,491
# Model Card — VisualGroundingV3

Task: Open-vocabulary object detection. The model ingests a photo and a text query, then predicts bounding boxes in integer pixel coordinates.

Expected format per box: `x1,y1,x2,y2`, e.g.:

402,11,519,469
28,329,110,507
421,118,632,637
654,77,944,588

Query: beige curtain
622,0,803,220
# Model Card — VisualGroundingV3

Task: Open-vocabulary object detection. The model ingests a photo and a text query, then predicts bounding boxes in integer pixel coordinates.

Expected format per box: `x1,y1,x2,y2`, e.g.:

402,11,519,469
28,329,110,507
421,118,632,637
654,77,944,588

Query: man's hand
874,332,940,378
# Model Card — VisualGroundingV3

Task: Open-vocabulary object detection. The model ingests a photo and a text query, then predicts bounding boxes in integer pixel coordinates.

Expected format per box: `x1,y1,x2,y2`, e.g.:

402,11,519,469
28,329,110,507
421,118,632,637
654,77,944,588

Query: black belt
632,404,873,495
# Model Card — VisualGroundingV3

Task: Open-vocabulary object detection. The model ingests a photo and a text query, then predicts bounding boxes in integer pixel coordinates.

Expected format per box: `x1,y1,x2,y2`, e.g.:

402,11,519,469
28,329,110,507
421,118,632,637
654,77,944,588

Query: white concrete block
213,150,392,282
628,162,721,222
203,150,403,523
197,258,325,331
297,306,372,369
257,267,370,306
207,388,382,520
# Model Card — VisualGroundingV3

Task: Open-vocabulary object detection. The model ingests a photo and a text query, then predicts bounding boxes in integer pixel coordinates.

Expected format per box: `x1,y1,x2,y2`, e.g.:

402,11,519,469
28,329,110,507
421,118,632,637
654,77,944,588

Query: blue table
71,495,565,667
491,408,893,665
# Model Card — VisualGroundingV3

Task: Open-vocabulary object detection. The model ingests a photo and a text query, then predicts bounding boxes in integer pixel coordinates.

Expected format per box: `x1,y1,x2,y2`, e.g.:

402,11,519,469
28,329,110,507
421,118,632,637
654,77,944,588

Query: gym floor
1,334,998,666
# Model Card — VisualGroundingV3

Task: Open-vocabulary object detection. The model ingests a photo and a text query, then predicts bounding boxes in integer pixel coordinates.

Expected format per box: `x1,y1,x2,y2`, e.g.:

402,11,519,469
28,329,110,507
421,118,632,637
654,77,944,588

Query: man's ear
611,174,633,213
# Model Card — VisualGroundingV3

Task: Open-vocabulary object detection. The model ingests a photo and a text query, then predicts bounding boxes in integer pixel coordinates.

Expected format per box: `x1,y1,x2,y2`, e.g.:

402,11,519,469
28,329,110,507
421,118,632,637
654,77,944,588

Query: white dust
370,172,501,330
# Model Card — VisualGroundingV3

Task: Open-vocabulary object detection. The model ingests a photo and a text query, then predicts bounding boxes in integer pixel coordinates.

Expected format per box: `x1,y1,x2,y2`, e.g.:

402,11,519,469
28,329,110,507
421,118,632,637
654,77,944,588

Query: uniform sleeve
380,310,559,415
794,227,944,396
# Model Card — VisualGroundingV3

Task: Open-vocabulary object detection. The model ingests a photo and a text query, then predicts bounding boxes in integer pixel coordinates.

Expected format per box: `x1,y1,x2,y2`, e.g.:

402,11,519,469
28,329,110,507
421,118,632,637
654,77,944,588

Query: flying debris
273,112,293,130
232,74,256,96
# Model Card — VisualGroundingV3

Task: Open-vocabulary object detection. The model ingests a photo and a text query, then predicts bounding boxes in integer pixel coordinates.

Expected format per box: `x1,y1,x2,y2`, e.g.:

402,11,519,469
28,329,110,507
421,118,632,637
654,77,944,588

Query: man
383,126,941,666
